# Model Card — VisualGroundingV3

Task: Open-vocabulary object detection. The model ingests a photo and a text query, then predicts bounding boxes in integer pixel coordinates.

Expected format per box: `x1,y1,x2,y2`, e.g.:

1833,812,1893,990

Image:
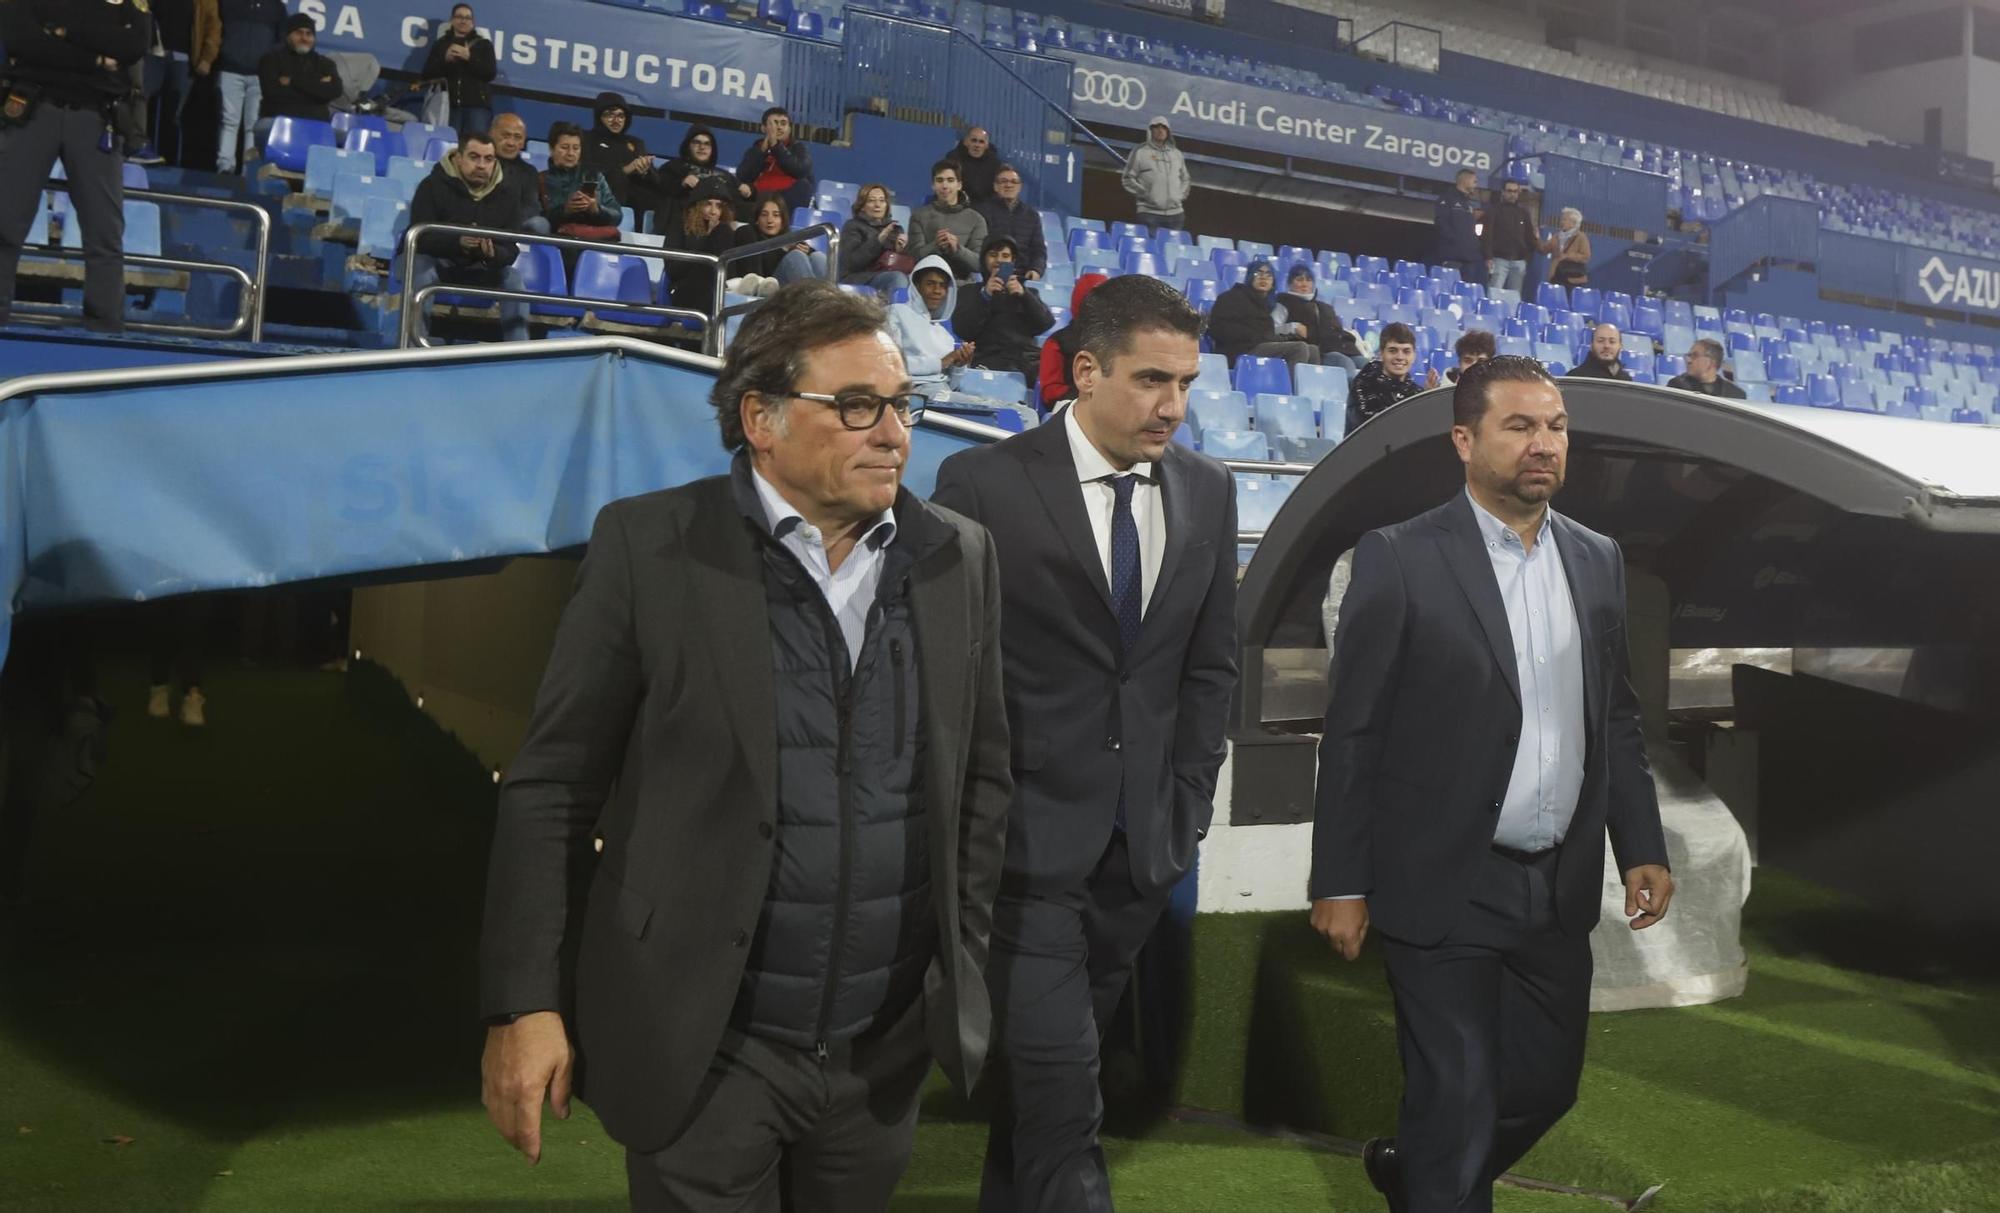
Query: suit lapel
1148,445,1194,621
1550,513,1602,732
682,492,779,818
1024,416,1115,615
1436,495,1523,706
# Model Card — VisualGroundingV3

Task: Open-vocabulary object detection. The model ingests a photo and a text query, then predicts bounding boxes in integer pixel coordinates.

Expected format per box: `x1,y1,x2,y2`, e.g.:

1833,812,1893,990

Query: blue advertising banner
291,0,786,124
1906,249,2000,317
1066,55,1505,178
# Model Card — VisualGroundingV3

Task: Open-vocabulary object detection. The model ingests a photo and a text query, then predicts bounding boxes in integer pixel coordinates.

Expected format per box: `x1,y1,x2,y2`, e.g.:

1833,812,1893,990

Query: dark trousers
1439,258,1489,288
1378,847,1592,1213
979,832,1176,1213
624,995,931,1213
0,102,127,331
1245,339,1319,369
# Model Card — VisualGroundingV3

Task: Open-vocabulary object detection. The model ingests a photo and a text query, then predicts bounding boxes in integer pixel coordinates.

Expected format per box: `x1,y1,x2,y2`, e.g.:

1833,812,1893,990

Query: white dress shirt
1467,490,1586,852
751,467,897,671
1064,405,1165,614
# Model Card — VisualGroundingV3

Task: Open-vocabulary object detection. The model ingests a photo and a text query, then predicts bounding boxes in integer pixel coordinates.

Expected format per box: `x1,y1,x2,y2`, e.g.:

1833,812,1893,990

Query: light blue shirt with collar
1467,488,1586,852
750,467,897,672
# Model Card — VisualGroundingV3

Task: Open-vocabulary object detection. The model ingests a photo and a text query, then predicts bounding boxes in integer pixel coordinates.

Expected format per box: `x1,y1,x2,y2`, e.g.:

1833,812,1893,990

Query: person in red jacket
1034,271,1109,414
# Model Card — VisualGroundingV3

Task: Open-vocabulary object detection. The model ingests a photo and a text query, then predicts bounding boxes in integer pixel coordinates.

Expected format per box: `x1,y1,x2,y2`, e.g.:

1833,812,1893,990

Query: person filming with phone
951,236,1052,390
538,121,621,275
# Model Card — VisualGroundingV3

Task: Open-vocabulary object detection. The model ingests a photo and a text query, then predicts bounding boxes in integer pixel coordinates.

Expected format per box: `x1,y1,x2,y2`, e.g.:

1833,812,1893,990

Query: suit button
758,822,773,839
733,931,749,948
1106,737,1121,751
1490,800,1503,811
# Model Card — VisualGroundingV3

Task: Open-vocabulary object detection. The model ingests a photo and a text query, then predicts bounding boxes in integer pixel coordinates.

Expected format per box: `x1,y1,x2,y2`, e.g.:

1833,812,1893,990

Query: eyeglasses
790,391,926,430
996,177,1021,186
690,137,712,145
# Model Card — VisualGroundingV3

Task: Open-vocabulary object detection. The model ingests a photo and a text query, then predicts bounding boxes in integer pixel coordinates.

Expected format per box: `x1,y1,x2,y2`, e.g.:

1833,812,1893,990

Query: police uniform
0,0,153,331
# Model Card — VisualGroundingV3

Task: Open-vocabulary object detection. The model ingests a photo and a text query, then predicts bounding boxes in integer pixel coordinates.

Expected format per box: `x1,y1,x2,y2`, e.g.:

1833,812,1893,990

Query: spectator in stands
256,15,340,126
729,193,829,298
1435,168,1486,286
888,257,975,388
837,183,914,294
952,236,1054,388
490,113,547,235
942,125,1001,204
1668,337,1747,399
423,4,496,140
210,0,284,173
1568,323,1633,380
1279,263,1362,372
733,105,816,213
1483,179,1537,293
0,0,153,333
973,164,1046,280
664,178,738,316
407,132,529,343
1542,207,1590,286
1037,271,1109,414
658,124,733,237
1427,328,1495,387
909,160,987,283
1121,118,1190,232
1347,321,1424,432
581,92,668,221
539,122,622,276
152,0,204,167
1209,259,1320,370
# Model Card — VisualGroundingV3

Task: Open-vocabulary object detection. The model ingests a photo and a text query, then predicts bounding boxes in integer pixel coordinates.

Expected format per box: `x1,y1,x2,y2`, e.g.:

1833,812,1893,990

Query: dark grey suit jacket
932,415,1238,897
479,469,1012,1152
1310,493,1668,945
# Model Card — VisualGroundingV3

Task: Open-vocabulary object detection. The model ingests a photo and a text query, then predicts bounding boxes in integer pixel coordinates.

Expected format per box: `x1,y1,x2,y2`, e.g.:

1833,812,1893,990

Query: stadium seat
1252,394,1316,439
262,116,337,173
517,242,567,300
1274,434,1338,463
304,144,369,198
1231,356,1291,398
1192,353,1231,394
1536,282,1568,311
123,200,162,257
1182,278,1218,310
423,135,456,162
574,252,662,326
1773,383,1808,405
1805,373,1839,408
959,369,1031,405
1766,353,1801,384
789,11,824,36
1568,286,1600,318
1291,363,1349,413
1906,385,1939,410
1188,390,1251,435
758,0,794,24
1202,429,1271,460
357,195,409,261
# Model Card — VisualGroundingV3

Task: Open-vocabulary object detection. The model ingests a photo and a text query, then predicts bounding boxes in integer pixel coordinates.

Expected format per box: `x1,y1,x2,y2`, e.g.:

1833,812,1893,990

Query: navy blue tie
1109,474,1142,656
1109,474,1140,831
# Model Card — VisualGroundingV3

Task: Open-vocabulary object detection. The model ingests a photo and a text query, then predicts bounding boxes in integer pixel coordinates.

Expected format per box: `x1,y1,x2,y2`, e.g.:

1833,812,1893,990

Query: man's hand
1623,865,1675,930
624,156,650,176
1293,323,1309,339
446,43,469,61
1005,276,1025,296
277,76,290,86
481,1011,574,1164
195,60,212,76
1023,269,1041,281
1424,367,1441,389
891,232,908,252
737,182,753,199
946,341,976,368
936,229,958,253
985,274,1004,296
680,173,699,189
1310,898,1369,961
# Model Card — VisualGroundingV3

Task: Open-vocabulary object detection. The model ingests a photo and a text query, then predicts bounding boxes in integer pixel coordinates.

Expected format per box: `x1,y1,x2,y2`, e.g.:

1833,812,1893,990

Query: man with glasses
1666,337,1746,399
479,278,1011,1213
974,162,1048,281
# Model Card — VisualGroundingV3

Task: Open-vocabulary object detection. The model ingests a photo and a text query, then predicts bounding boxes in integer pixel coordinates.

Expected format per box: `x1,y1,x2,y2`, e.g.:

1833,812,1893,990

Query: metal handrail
26,181,272,341
395,221,840,352
851,7,1124,167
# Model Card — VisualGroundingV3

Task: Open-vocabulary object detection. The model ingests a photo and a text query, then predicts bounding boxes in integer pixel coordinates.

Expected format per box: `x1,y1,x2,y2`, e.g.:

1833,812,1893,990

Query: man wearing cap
1120,117,1190,233
255,14,339,125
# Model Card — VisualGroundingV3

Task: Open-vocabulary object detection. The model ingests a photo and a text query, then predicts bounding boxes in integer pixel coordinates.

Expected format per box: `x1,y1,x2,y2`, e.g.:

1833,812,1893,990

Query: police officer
0,0,154,332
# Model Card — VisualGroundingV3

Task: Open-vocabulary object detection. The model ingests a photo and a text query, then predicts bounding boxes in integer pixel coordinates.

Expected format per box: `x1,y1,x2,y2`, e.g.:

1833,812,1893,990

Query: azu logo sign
1912,253,2000,315
1068,56,1504,179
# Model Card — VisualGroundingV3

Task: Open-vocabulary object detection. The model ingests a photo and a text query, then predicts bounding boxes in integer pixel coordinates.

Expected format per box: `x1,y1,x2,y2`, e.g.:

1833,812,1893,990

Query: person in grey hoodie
908,160,987,283
886,255,975,387
1121,116,1191,232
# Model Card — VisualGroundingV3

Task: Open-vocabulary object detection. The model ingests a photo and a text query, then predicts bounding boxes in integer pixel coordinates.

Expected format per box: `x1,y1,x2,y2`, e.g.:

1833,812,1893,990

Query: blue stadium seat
387,156,430,193
357,195,409,261
263,116,337,173
1773,383,1807,405
1274,435,1337,463
1231,356,1291,398
329,172,391,226
759,0,795,24
1628,300,1664,337
790,11,824,36
399,121,449,152
1766,353,1801,384
1067,228,1108,258
348,126,406,176
1805,373,1839,408
1170,422,1195,449
1188,390,1251,435
1952,407,1989,424
1238,240,1276,260
959,369,1031,404
1202,429,1270,460
1121,251,1165,277
1110,221,1150,242
123,200,162,257
1291,363,1349,415
1252,394,1316,439
1210,248,1243,276
1536,282,1567,311
1182,278,1218,310
571,252,660,326
341,113,390,148
1192,353,1231,394
304,144,369,197
1567,286,1600,318
1906,385,1939,410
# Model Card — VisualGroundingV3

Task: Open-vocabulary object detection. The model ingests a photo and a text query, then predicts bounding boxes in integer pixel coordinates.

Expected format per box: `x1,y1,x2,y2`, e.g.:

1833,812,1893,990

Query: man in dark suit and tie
1309,356,1676,1213
478,280,1013,1212
932,275,1239,1212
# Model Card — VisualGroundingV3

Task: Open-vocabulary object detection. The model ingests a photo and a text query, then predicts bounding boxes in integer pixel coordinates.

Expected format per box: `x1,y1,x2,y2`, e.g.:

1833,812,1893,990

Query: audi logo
1073,70,1147,111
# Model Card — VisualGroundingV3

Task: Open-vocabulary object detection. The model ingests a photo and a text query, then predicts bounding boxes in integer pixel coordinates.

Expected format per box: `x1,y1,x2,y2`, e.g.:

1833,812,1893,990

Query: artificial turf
1,655,1994,1211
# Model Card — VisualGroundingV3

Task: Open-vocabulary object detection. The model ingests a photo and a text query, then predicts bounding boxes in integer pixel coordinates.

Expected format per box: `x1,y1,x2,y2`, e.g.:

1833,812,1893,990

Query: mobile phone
995,262,1016,281
582,182,599,201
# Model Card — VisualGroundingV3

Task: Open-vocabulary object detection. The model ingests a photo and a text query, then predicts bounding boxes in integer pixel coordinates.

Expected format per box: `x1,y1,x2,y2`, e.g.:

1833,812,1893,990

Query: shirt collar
1465,486,1550,551
750,465,897,552
1064,406,1154,485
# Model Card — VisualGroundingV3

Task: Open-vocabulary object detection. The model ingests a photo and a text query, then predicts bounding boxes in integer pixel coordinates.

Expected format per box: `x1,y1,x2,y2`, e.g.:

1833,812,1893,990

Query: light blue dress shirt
751,468,897,672
1467,489,1586,852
